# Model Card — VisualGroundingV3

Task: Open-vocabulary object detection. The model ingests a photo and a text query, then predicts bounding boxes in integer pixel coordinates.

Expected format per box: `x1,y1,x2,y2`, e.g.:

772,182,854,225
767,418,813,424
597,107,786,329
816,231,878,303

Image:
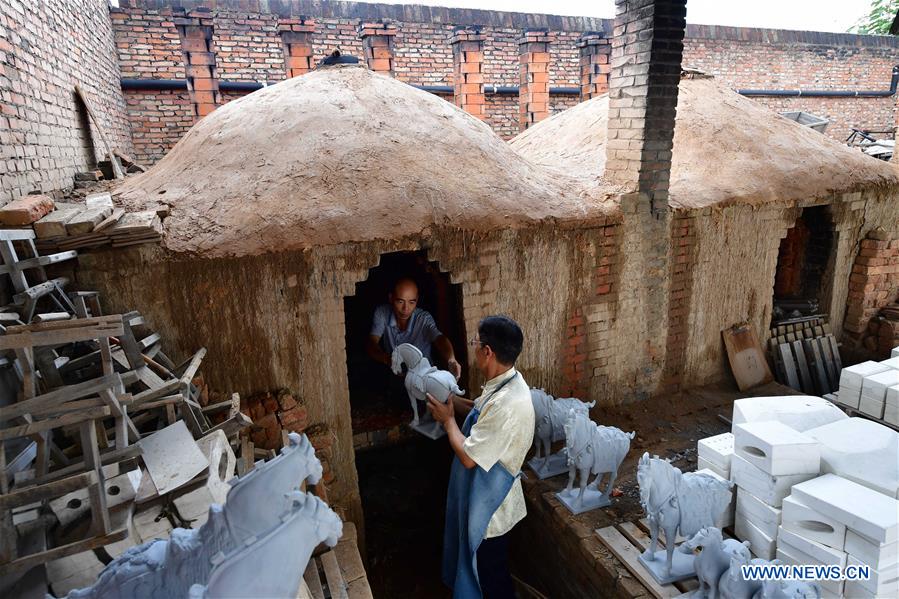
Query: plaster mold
729,455,815,508
391,343,465,440
529,388,594,479
556,410,632,514
637,453,734,583
781,495,847,550
733,422,819,476
731,397,846,433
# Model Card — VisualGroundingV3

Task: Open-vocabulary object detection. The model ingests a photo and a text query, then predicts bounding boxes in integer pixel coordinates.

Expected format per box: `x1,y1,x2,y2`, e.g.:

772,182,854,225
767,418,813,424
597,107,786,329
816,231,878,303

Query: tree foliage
850,0,899,34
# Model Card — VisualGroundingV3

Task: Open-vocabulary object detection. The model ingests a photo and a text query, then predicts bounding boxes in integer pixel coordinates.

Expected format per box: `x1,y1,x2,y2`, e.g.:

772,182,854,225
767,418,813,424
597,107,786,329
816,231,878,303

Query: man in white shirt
427,315,534,599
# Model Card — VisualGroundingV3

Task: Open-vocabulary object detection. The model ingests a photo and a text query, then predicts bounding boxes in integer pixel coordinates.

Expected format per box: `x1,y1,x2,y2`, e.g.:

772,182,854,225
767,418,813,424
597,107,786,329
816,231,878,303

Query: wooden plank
80,421,110,535
803,339,829,396
0,407,111,442
817,337,838,392
179,348,207,385
320,550,349,599
596,527,678,599
722,324,774,391
17,444,141,489
777,343,801,390
0,317,123,350
304,559,325,599
0,229,36,241
827,335,843,373
75,85,124,179
619,523,697,595
0,471,97,511
0,373,121,421
791,340,814,394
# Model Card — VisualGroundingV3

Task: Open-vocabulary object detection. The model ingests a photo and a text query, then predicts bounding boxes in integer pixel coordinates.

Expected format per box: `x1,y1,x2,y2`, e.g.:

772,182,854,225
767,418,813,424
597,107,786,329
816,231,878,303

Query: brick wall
0,0,134,204
843,230,899,350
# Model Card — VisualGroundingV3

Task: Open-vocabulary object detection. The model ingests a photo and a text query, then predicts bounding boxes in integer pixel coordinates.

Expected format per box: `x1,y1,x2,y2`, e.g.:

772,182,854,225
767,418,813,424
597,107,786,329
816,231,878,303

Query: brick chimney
279,17,316,78
605,0,688,396
577,31,611,101
173,8,220,119
451,27,486,120
358,21,397,75
519,29,554,131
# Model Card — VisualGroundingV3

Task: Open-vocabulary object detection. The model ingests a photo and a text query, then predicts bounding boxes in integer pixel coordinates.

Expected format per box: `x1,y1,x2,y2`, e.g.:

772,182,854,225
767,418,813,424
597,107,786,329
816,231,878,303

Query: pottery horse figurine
752,579,821,599
556,410,633,514
391,343,464,438
683,527,751,599
637,453,734,582
530,388,595,462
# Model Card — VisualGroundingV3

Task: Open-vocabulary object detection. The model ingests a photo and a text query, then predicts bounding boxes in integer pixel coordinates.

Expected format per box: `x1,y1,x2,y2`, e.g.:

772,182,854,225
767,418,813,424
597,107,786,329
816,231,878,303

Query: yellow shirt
462,368,535,538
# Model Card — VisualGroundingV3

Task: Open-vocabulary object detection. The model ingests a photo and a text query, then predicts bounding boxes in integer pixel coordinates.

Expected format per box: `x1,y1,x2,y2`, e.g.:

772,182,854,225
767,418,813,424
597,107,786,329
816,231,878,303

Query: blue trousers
476,532,514,599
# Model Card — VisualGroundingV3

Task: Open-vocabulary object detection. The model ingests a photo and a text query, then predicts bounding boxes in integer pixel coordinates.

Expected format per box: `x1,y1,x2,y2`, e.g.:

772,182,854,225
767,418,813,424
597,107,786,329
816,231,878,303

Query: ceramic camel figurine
555,409,633,514
637,452,735,584
529,389,595,479
683,527,751,599
391,342,464,439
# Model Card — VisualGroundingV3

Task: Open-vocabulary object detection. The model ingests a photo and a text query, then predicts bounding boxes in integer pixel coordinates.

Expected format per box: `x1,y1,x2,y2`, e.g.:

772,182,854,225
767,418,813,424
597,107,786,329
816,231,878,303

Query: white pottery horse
753,579,821,599
718,554,771,599
391,343,464,426
530,389,595,461
637,452,735,578
683,527,751,599
562,410,633,508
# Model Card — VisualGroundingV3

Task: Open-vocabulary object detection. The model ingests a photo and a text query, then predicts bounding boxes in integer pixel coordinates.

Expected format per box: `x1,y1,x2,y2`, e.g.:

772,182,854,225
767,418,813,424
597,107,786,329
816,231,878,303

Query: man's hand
447,358,462,381
427,392,455,425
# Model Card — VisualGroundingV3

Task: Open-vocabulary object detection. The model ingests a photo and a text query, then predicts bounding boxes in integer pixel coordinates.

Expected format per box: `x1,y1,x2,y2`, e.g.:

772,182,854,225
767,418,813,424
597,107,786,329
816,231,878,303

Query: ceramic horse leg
532,435,541,460
575,466,591,507
643,514,660,560
601,467,619,501
565,461,576,493
663,521,678,576
410,394,419,426
541,436,551,463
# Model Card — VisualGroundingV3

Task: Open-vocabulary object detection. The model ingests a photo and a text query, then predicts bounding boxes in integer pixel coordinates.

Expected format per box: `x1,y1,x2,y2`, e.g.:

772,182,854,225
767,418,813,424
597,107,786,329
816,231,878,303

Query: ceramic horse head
530,389,595,461
562,410,633,509
637,453,734,578
391,342,463,425
683,526,750,599
754,579,821,599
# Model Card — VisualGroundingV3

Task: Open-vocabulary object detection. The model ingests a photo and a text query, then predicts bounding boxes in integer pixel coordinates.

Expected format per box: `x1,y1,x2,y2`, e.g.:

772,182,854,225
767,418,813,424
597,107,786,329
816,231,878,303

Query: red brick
0,194,54,225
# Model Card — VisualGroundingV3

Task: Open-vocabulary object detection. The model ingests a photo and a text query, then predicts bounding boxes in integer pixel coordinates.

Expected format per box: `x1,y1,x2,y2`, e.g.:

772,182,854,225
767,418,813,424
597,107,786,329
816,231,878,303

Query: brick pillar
173,9,220,119
279,17,316,78
358,21,397,75
577,31,611,101
519,29,553,131
605,0,688,397
605,0,687,213
450,27,486,120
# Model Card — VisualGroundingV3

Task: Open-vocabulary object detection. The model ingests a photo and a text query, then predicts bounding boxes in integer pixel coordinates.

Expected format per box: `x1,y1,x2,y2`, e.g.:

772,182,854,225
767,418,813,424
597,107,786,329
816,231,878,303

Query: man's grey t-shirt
370,305,443,360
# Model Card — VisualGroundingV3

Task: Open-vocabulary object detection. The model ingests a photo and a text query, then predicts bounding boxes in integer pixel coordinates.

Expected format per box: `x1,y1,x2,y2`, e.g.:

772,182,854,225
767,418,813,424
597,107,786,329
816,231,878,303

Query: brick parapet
519,29,554,130
577,32,611,100
173,8,221,118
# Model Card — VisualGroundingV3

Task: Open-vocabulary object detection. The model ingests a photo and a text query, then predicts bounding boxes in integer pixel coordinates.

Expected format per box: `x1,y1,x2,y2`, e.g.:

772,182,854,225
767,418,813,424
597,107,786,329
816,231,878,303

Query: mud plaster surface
113,64,617,258
510,77,899,209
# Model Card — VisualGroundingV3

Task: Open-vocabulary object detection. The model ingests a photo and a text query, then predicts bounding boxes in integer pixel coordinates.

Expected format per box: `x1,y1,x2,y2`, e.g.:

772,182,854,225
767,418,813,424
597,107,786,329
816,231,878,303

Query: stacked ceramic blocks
838,358,899,425
697,432,736,527
732,420,820,560
782,475,898,598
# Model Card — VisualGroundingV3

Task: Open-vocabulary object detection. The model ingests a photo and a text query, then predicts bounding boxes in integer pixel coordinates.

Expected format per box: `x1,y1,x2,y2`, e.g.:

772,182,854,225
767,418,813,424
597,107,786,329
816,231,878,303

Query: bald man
367,278,462,380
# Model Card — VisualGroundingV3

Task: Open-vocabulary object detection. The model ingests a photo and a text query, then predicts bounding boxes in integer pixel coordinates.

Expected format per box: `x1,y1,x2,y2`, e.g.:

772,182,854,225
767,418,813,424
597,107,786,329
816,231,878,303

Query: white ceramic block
884,387,899,426
698,467,735,528
697,456,729,480
736,488,781,539
791,474,899,544
840,361,892,409
805,417,899,499
730,454,816,507
844,529,899,572
861,369,899,404
880,356,899,369
732,396,847,432
733,420,820,476
858,394,886,419
847,555,899,595
777,525,847,567
735,515,776,560
893,347,899,359
781,495,847,550
698,432,734,472
776,544,844,597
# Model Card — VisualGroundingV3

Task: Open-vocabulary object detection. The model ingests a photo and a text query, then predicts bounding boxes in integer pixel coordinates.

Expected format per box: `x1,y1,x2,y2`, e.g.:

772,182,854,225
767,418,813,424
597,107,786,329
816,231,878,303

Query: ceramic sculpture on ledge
64,433,342,599
391,342,464,439
684,527,751,599
637,452,734,585
555,410,634,515
528,389,595,479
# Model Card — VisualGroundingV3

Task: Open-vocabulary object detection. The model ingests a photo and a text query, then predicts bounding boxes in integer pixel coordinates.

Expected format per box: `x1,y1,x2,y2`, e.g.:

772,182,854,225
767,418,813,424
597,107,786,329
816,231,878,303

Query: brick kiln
73,62,621,529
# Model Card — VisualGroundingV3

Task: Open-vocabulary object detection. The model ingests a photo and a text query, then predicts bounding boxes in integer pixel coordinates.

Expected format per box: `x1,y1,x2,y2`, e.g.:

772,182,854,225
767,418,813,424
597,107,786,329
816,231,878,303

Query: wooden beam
75,85,124,179
0,471,97,511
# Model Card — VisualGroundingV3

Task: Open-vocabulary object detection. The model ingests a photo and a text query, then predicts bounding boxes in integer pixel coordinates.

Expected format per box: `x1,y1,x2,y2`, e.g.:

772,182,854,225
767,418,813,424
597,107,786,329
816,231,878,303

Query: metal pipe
120,78,581,95
738,65,899,98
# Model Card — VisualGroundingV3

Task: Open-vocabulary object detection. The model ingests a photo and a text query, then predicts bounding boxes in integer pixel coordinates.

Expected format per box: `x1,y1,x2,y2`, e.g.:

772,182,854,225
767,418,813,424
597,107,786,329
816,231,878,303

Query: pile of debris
856,302,899,360
0,192,163,254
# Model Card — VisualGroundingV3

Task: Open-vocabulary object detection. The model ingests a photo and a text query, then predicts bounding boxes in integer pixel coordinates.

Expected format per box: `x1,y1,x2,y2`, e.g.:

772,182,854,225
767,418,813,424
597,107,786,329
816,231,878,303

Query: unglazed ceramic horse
391,342,464,425
562,410,634,508
717,554,772,599
530,389,595,461
65,433,330,599
683,527,751,599
637,453,735,578
188,491,343,599
753,579,821,599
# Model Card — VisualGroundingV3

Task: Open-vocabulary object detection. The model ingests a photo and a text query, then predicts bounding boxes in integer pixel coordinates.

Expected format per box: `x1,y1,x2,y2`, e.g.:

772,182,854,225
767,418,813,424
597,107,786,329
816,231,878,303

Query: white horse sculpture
637,452,734,583
556,410,633,514
683,527,751,599
529,389,595,478
391,343,464,438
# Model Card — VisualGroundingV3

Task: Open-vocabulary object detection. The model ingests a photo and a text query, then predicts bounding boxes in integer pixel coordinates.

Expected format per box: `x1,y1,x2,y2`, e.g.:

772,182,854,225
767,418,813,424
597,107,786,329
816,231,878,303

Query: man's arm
427,394,476,469
434,335,461,380
365,335,392,367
